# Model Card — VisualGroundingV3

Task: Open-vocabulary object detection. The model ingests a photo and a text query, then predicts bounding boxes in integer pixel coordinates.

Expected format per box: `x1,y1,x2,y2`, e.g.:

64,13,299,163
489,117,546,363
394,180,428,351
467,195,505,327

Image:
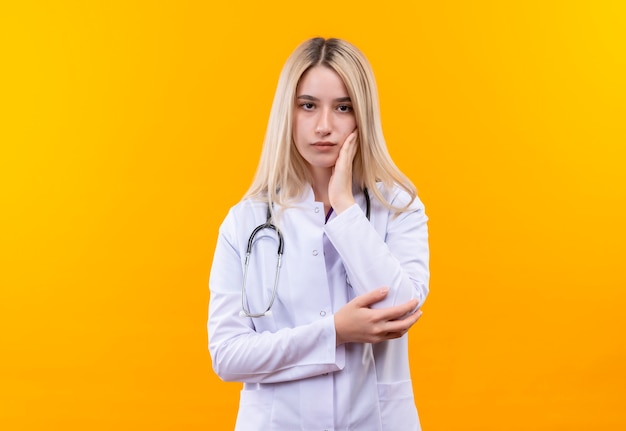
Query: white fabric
208,184,429,430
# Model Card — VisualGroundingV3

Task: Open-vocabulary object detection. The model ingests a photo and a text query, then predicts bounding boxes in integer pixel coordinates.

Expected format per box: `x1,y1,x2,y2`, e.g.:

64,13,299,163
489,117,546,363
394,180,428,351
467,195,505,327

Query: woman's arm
327,132,429,309
324,189,430,309
208,194,428,383
208,212,346,384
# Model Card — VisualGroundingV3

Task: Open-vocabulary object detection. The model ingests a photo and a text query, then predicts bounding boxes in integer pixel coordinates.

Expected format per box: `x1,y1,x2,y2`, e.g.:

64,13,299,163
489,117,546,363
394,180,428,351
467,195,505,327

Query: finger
352,287,389,308
345,130,358,145
387,328,412,340
376,298,420,321
385,309,423,334
346,131,358,155
339,131,358,159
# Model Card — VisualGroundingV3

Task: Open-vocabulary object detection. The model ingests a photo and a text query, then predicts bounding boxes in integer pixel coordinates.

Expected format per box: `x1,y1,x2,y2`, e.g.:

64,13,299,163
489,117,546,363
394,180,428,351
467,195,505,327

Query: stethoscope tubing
240,222,284,318
240,189,369,318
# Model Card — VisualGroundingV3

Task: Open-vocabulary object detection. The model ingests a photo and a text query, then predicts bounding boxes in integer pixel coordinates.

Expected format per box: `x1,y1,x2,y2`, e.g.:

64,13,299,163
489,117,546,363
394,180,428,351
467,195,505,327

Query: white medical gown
208,184,429,430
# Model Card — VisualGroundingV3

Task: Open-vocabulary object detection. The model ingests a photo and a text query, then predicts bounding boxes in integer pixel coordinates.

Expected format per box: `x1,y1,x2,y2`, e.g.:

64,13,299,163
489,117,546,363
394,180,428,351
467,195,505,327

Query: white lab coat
208,183,429,431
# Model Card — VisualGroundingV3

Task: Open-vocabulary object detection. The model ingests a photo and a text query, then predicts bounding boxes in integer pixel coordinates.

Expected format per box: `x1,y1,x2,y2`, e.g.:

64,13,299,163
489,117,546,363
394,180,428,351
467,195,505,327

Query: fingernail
380,287,389,295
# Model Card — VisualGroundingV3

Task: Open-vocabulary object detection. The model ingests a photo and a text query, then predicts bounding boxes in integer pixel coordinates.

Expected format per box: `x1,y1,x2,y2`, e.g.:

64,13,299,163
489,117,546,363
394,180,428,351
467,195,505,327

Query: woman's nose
315,109,332,136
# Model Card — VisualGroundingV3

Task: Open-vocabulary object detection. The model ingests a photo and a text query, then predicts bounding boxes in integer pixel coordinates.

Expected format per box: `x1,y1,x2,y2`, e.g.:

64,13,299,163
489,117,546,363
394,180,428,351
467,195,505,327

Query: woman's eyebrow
296,95,352,102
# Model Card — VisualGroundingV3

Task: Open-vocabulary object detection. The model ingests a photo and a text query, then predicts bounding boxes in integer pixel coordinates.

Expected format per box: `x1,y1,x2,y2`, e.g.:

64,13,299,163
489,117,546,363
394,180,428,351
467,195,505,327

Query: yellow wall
1,1,625,429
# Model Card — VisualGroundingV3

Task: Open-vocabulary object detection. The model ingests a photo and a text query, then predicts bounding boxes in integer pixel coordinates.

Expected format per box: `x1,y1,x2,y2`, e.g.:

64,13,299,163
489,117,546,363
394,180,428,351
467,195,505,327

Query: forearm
209,300,345,383
325,202,429,308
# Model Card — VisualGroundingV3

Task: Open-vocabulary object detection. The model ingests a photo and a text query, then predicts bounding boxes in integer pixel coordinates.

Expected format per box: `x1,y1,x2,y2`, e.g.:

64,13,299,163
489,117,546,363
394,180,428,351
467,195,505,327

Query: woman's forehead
296,66,349,98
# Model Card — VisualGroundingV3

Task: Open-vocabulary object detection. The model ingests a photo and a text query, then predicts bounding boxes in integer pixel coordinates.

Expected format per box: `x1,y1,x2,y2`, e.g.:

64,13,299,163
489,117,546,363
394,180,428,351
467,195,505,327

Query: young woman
208,37,430,430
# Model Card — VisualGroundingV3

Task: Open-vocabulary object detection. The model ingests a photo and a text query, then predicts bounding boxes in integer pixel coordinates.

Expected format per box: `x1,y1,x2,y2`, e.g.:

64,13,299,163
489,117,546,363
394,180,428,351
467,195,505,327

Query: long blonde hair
245,37,416,212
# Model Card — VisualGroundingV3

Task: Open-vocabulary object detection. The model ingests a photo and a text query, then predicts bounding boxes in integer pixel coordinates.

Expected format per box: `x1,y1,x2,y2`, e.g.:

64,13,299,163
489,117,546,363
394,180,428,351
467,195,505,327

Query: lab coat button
312,250,318,256
320,310,326,317
314,207,320,213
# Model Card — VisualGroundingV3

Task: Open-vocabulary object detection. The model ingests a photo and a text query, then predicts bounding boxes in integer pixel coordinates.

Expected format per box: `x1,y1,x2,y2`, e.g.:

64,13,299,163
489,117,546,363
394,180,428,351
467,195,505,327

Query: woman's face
292,66,357,174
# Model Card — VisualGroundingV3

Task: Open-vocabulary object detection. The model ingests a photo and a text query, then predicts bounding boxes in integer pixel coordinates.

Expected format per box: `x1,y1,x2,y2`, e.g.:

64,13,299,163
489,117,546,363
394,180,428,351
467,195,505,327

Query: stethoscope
240,188,371,318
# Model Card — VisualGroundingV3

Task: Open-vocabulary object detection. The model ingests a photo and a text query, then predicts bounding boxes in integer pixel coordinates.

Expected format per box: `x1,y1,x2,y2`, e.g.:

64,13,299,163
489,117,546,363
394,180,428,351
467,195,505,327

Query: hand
328,130,358,214
334,287,422,346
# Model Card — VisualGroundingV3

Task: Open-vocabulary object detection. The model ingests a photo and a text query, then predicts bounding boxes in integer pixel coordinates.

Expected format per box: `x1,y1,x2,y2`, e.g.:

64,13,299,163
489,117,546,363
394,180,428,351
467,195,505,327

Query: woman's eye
301,103,315,110
337,104,353,113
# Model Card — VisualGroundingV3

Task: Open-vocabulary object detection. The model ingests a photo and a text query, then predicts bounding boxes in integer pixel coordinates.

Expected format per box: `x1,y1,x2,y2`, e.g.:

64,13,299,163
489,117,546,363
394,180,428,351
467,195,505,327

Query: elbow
414,281,429,308
209,337,240,382
210,346,241,382
210,352,227,381
210,338,258,383
396,273,429,306
405,270,428,307
213,367,240,383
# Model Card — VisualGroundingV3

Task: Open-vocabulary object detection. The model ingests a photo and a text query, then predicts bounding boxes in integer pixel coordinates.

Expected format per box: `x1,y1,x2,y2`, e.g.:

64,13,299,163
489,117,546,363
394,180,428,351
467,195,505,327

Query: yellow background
1,1,625,429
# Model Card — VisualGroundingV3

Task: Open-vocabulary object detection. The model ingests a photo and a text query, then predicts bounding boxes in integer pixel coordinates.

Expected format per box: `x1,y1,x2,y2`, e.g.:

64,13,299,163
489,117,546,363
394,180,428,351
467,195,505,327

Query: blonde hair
244,37,416,212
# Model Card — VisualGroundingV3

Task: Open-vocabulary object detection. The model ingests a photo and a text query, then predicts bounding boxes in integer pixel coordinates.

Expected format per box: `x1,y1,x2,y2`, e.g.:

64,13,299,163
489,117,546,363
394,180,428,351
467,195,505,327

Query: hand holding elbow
334,287,422,346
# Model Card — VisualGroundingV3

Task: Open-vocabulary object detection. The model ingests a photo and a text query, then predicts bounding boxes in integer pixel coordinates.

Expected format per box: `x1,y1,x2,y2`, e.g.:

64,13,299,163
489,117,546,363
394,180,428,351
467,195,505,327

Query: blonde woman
208,37,429,430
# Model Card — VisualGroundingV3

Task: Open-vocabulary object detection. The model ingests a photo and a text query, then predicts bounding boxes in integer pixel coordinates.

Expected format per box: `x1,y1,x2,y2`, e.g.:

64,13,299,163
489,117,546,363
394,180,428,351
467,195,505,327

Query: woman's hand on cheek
328,130,358,214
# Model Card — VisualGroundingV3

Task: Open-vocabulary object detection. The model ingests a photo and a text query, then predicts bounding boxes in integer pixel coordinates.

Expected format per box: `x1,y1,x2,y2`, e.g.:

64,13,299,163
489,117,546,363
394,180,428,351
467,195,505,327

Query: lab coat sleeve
208,210,346,384
324,189,429,309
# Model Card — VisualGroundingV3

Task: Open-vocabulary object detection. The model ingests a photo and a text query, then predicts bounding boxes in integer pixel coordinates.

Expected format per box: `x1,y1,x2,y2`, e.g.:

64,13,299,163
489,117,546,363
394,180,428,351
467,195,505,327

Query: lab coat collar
301,182,362,204
302,185,316,203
